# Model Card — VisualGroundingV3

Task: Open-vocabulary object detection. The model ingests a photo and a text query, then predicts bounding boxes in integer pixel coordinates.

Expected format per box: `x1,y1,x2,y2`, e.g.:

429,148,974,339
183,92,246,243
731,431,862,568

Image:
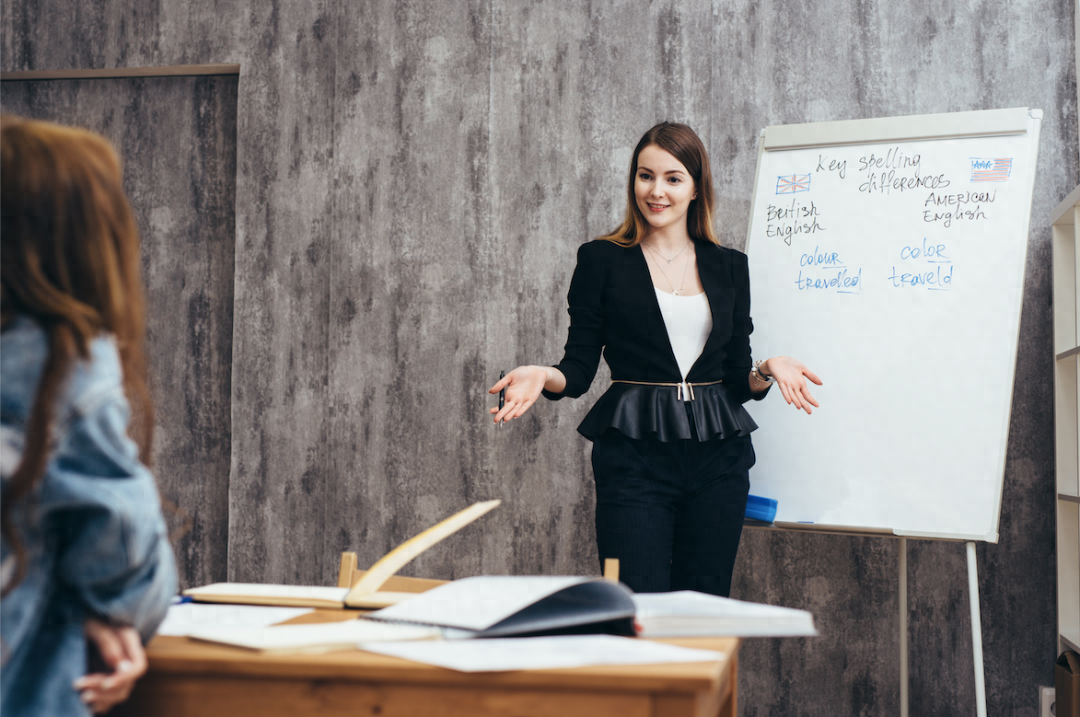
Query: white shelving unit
1053,184,1080,657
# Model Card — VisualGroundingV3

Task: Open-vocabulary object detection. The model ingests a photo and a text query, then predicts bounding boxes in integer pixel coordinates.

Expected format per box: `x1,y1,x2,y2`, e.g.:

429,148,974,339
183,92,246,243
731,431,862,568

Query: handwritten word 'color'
900,239,950,261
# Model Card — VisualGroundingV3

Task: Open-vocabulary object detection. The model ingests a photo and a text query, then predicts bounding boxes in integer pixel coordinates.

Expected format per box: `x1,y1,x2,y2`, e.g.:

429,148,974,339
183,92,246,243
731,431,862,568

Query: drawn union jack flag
776,174,811,194
970,158,1012,182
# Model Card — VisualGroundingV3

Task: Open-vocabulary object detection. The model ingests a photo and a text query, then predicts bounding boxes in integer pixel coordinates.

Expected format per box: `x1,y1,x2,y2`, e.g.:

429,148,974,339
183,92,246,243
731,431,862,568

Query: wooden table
113,628,740,717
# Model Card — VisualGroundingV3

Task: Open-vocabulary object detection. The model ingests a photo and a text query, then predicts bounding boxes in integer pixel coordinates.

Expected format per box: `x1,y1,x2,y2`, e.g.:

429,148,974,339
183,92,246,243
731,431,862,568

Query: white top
654,289,712,379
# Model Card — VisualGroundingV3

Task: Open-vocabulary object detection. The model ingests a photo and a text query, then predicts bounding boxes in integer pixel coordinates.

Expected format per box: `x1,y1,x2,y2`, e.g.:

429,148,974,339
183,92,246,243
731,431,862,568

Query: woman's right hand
488,366,564,425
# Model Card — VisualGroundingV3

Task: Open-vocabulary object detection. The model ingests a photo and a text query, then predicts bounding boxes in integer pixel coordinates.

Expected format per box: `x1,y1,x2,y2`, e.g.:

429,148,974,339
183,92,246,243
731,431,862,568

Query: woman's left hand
74,619,148,713
760,356,822,415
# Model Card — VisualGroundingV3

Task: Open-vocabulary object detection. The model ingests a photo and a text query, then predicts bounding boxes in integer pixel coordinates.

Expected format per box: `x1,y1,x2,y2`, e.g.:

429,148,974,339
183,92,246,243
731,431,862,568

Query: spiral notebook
368,575,637,638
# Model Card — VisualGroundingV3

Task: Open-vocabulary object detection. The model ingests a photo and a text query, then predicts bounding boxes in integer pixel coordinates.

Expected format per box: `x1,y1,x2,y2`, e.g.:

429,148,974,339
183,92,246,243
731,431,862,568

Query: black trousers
591,409,754,597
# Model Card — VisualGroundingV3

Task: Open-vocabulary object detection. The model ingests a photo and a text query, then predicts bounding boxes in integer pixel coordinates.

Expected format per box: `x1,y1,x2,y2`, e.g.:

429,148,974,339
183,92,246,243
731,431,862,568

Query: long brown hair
597,121,721,248
0,115,153,596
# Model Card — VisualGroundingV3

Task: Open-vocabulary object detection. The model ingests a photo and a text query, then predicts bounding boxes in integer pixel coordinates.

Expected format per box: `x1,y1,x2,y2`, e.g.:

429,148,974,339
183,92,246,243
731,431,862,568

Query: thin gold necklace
644,238,691,264
644,244,693,295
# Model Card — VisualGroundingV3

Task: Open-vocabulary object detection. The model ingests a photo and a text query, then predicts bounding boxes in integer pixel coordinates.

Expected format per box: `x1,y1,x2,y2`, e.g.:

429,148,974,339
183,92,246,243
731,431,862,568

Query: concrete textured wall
1,76,238,591
2,1,1073,714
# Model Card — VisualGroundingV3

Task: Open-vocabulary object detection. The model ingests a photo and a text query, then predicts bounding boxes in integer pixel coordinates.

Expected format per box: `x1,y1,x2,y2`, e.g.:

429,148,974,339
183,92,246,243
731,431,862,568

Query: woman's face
634,144,697,235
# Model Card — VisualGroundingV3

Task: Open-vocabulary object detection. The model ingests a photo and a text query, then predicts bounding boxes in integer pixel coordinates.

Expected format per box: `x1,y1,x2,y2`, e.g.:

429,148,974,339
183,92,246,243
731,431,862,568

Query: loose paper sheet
184,583,349,603
157,603,314,636
187,619,441,652
359,634,724,672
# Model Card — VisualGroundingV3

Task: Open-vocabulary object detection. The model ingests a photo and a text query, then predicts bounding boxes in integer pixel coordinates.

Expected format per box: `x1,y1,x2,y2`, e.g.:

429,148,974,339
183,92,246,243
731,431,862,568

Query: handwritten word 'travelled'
795,267,861,293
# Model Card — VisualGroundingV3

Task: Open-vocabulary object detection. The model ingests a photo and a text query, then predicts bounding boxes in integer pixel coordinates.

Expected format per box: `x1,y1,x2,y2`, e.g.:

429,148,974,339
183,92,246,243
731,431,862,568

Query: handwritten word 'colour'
800,246,844,268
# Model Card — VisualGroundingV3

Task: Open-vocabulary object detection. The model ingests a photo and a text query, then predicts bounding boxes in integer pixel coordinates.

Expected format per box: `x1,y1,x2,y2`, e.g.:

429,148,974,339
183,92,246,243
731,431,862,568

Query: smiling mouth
647,203,669,212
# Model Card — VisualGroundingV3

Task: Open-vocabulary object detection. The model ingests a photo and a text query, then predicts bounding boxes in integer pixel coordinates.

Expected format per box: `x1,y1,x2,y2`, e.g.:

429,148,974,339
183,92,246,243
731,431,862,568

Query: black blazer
544,238,756,406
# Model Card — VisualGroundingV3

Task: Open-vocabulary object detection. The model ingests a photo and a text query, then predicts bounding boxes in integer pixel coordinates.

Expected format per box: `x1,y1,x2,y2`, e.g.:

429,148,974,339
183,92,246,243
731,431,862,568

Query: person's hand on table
74,619,148,713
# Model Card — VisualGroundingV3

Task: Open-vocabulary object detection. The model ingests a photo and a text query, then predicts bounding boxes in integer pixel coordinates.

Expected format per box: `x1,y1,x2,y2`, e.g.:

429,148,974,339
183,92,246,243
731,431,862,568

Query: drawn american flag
970,158,1012,182
776,174,811,194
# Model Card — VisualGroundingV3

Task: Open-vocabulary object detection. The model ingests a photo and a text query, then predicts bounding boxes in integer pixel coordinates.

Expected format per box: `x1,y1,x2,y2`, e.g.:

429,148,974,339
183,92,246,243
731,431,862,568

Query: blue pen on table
498,371,505,427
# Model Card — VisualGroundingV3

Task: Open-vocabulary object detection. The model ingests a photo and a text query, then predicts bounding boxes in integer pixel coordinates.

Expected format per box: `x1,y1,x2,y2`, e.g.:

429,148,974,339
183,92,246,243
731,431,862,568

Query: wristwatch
752,359,775,384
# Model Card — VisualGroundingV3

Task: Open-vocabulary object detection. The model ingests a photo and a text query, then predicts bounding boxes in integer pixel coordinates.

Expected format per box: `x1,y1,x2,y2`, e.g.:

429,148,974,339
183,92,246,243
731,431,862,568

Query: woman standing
489,122,820,597
1,116,177,714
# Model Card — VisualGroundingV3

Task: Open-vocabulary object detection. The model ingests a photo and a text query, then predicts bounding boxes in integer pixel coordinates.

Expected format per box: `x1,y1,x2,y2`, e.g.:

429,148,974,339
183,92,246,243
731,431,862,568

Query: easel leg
900,537,908,717
966,541,987,717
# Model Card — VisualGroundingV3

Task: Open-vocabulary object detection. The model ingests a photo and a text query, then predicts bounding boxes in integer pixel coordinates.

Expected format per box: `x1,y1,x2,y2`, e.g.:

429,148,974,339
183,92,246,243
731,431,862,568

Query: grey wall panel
1,75,238,591
226,3,338,585
2,0,1072,713
326,0,501,582
485,0,608,579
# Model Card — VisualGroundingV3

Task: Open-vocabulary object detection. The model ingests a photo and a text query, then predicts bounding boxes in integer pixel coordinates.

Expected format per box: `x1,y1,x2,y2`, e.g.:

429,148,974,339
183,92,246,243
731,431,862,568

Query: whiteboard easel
743,107,1043,717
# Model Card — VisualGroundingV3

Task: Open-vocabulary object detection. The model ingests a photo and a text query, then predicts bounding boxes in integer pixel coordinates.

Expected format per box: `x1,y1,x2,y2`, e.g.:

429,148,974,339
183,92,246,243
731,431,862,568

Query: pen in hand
498,371,505,427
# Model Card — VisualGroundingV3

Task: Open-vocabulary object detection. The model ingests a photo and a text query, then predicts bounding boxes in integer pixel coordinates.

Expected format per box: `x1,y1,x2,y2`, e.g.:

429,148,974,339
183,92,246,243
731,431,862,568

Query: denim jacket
1,315,177,717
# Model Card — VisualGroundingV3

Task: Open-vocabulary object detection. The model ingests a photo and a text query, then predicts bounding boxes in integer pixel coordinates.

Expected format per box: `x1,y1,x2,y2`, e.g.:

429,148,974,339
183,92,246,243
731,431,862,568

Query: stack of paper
631,591,817,638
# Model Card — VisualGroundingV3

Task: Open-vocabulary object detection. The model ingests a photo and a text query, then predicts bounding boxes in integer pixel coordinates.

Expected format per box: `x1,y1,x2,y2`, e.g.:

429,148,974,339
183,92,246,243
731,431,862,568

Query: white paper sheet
359,634,724,672
157,603,314,636
183,583,349,603
187,619,441,652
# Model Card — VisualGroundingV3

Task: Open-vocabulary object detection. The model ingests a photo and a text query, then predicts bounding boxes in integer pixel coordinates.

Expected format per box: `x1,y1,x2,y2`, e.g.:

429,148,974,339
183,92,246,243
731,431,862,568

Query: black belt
610,379,724,402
